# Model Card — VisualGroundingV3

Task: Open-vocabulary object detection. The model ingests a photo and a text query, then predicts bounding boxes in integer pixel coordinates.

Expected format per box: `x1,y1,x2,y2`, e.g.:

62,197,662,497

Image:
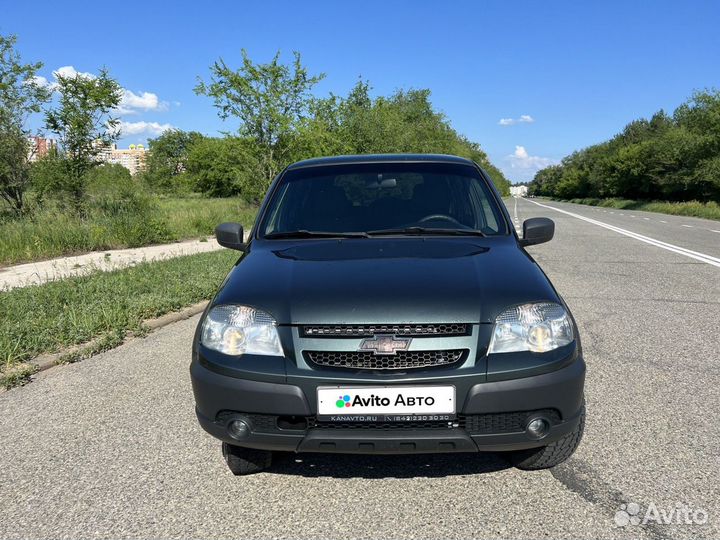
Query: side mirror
215,222,246,251
520,217,554,246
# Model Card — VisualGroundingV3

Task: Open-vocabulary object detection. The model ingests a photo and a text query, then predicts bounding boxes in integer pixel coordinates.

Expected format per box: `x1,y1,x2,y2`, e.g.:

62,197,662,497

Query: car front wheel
222,443,272,475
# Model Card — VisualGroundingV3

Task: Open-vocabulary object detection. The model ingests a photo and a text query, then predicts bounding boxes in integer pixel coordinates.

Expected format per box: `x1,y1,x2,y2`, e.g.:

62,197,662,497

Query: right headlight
201,304,283,356
488,302,574,354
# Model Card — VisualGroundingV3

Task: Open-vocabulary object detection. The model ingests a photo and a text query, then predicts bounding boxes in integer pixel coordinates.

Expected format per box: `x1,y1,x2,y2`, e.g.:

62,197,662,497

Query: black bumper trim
191,360,310,416
463,357,585,418
195,405,584,454
297,429,478,454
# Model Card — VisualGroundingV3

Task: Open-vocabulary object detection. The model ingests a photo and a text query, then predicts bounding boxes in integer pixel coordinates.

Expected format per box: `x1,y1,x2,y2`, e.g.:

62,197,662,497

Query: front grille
304,349,466,371
310,410,561,433
301,323,469,338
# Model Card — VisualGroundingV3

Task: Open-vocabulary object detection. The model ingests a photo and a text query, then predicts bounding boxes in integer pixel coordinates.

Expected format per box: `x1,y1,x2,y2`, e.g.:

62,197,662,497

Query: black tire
509,407,585,470
222,443,272,475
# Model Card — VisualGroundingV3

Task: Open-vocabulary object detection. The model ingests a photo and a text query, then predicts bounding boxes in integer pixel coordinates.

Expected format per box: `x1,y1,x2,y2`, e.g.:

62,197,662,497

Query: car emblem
359,334,412,355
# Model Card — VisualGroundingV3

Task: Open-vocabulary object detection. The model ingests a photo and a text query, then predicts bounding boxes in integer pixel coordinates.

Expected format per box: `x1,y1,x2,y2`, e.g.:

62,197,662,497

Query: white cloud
119,120,175,136
498,114,535,126
118,89,168,114
28,75,50,88
30,66,96,91
506,145,556,171
31,66,171,114
54,65,95,80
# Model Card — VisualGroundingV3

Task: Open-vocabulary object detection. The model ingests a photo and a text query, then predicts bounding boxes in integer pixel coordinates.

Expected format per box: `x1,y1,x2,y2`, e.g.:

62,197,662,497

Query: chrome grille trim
304,349,466,371
301,323,469,338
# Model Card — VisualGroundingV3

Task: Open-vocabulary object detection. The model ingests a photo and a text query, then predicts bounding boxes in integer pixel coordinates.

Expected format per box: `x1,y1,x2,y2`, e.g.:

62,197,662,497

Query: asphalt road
1,198,719,539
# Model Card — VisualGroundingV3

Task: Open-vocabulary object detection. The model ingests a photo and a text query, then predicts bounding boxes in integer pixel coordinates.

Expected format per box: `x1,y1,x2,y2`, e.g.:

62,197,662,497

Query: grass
155,197,257,239
555,197,720,221
0,248,239,388
0,197,257,266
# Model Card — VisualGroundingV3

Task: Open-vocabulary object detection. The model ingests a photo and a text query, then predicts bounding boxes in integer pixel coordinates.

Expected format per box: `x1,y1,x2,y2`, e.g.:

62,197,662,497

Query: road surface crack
551,459,673,540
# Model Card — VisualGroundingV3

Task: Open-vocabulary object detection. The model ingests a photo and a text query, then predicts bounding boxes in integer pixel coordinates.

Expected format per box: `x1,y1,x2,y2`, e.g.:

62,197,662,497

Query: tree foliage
290,81,510,194
194,51,510,198
195,49,325,182
529,90,720,202
0,33,50,213
143,129,204,192
44,68,122,209
185,137,262,199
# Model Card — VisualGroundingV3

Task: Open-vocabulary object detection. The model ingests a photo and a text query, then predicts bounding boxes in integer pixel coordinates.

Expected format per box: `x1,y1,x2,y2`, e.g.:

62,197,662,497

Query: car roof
285,153,476,170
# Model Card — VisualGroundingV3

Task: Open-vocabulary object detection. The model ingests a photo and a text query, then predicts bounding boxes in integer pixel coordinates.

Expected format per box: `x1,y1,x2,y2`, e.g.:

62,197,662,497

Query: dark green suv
190,154,586,475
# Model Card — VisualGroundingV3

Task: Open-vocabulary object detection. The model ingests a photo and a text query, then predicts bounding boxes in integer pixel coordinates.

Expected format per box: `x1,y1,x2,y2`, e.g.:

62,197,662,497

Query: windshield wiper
367,227,487,237
264,230,369,239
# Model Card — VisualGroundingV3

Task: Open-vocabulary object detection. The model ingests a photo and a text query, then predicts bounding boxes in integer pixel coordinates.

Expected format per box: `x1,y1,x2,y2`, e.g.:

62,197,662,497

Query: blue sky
3,0,719,182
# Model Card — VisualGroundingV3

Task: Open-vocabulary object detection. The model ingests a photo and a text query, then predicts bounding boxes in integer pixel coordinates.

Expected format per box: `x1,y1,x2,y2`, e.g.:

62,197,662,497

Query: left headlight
488,302,574,354
201,305,283,356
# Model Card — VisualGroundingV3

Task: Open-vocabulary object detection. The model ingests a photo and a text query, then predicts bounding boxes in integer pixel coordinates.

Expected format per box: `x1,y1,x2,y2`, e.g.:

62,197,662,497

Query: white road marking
682,224,693,228
712,230,720,234
643,217,650,221
524,199,720,268
631,215,636,218
513,197,522,234
619,213,625,216
660,220,668,223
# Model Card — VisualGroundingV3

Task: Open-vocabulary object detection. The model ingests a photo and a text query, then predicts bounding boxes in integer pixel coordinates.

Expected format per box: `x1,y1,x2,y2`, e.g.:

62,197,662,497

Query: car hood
213,238,560,324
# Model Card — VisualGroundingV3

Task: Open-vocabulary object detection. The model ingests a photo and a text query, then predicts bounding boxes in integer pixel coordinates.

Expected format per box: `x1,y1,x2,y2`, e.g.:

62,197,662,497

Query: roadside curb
28,300,209,375
1,237,222,291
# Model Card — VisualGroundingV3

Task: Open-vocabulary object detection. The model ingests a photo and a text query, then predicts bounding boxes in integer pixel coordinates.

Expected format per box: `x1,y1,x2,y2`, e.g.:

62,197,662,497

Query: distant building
510,185,528,197
95,142,148,175
27,136,57,162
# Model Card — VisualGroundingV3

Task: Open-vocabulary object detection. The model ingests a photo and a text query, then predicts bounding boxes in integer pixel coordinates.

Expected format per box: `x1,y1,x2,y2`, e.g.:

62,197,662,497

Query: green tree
143,129,204,192
186,137,262,200
293,80,511,195
0,33,51,214
44,67,122,210
195,50,325,183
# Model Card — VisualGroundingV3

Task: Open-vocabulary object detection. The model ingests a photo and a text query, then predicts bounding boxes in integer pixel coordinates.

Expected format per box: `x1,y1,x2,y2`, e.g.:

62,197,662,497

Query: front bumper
190,352,586,454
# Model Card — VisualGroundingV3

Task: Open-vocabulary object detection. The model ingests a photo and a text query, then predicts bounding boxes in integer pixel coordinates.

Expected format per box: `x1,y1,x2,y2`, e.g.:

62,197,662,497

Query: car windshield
260,162,508,237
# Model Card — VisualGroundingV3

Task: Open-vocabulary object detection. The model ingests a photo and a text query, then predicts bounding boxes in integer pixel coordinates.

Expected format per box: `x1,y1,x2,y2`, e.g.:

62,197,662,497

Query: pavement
0,237,222,290
1,198,719,539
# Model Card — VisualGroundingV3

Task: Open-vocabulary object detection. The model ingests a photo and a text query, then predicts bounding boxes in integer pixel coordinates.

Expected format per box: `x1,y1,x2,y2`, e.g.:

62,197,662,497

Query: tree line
1,34,510,220
529,90,720,203
144,51,510,200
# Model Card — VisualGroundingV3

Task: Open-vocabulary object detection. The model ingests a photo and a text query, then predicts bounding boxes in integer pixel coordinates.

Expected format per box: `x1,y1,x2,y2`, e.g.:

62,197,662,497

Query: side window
468,181,500,232
264,183,290,233
481,198,499,231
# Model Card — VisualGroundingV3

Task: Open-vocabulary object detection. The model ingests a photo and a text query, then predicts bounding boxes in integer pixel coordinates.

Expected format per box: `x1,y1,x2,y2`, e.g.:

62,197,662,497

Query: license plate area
317,385,456,421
